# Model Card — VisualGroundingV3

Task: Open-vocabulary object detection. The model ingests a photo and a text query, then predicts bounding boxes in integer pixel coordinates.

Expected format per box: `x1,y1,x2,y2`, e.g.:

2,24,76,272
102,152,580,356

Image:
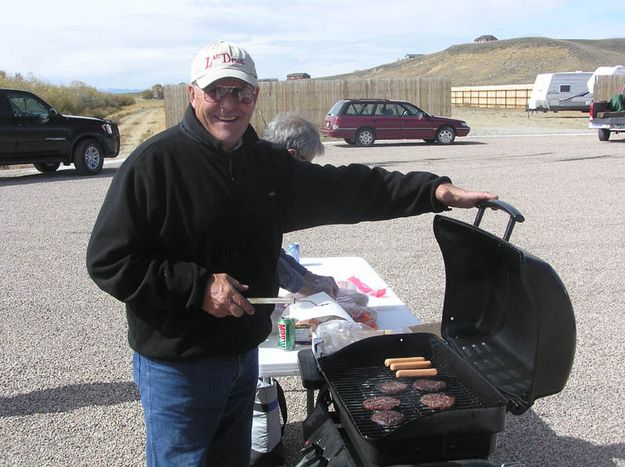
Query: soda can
277,316,296,350
286,242,300,263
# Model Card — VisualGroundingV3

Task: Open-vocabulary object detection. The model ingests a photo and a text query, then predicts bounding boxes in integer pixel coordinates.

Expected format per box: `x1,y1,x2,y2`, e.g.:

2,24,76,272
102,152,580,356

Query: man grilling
86,40,497,466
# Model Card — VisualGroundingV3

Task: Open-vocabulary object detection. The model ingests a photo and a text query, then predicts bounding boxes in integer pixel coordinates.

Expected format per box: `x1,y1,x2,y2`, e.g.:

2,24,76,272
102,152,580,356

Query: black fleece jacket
86,105,451,360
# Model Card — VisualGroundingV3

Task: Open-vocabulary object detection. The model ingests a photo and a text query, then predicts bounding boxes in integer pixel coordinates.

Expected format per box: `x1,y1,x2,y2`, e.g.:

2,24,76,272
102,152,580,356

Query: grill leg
298,349,324,416
306,388,315,416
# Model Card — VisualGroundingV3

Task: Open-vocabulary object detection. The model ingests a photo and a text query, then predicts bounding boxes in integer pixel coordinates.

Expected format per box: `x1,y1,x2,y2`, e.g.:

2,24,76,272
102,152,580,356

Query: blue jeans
133,349,259,467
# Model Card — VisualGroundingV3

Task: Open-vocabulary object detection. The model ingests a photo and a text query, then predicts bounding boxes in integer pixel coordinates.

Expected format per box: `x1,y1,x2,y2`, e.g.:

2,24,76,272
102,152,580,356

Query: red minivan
320,98,470,146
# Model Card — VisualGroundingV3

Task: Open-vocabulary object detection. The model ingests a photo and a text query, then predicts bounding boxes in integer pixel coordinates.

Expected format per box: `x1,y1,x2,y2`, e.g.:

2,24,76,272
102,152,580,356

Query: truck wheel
355,128,375,146
73,139,104,175
33,162,60,173
598,129,610,141
435,126,456,145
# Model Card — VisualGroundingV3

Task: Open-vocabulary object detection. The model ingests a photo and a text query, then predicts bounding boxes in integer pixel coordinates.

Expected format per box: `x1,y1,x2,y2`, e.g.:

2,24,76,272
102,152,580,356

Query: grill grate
318,337,490,439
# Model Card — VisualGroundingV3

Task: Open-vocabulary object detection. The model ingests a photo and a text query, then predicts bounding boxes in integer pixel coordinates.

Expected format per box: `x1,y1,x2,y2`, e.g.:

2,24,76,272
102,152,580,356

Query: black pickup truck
0,88,120,175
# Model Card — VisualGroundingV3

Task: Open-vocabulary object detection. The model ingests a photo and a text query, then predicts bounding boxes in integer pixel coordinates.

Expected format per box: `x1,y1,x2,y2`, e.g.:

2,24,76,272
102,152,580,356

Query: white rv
528,71,593,112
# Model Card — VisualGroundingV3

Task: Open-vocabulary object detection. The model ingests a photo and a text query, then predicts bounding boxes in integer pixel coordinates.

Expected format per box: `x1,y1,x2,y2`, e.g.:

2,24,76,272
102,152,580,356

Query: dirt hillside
325,37,625,86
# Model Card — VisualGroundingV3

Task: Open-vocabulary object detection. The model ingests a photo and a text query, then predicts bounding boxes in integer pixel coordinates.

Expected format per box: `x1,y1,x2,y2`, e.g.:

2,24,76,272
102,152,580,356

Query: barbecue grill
297,200,576,466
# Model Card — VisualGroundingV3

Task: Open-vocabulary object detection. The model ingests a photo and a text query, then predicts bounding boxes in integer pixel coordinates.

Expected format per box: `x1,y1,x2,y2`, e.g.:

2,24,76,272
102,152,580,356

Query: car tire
73,139,104,175
435,126,456,145
355,128,375,146
33,162,61,173
598,129,610,141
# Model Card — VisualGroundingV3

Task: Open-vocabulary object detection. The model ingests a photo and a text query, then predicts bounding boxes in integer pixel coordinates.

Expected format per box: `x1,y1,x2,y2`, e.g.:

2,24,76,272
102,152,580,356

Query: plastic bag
314,319,385,355
250,377,287,466
335,284,369,307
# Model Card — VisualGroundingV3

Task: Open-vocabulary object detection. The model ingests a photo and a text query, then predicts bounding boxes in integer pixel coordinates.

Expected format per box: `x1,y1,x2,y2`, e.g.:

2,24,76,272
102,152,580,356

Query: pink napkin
347,276,386,297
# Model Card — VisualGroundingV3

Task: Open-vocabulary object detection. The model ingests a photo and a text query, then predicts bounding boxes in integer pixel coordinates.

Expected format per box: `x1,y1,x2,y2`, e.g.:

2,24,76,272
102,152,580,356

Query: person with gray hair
263,113,338,298
263,112,325,162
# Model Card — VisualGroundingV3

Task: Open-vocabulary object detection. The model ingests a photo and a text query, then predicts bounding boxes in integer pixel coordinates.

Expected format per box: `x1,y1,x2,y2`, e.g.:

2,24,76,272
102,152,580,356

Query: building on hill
474,35,498,43
286,73,311,80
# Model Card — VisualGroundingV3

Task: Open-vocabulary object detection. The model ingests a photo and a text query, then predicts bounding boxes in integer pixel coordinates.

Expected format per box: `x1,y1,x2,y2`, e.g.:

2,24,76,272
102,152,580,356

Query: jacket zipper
227,152,244,270
228,153,235,181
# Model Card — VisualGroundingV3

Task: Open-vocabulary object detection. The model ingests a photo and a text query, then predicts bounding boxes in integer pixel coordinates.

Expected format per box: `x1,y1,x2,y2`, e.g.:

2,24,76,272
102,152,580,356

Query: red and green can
277,316,295,350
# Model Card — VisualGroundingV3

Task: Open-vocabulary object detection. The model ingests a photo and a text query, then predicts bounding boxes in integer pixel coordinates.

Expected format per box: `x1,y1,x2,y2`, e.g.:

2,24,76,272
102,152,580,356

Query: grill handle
474,200,525,241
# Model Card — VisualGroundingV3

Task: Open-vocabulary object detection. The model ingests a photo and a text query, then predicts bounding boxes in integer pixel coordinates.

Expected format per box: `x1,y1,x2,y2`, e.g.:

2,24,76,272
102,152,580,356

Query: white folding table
258,256,420,378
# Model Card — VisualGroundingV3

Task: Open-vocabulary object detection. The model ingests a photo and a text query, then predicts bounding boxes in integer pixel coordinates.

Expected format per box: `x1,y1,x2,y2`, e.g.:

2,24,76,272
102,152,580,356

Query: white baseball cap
191,41,257,89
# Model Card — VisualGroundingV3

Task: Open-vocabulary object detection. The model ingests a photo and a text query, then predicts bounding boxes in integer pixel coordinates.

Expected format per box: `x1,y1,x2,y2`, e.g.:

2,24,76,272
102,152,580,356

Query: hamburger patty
412,378,447,393
362,396,401,411
371,410,405,428
419,393,456,410
375,381,409,395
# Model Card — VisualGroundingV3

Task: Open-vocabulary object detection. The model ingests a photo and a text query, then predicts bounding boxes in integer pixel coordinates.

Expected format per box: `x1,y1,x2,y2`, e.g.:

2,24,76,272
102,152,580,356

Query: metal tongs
248,297,297,305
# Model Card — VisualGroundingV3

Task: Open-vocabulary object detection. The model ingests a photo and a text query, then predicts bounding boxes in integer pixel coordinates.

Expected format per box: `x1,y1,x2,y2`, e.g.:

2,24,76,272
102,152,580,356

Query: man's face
188,78,258,152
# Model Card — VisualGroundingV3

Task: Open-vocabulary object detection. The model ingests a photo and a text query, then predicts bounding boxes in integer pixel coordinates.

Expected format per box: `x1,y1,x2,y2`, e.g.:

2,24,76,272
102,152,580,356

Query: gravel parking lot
1,125,624,466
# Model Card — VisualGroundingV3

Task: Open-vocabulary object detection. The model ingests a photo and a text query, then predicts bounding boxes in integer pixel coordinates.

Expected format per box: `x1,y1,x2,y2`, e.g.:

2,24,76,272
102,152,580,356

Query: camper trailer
528,71,593,112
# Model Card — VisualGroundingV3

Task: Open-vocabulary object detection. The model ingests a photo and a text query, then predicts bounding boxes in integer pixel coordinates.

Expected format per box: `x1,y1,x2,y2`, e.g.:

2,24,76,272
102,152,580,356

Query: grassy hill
323,37,625,86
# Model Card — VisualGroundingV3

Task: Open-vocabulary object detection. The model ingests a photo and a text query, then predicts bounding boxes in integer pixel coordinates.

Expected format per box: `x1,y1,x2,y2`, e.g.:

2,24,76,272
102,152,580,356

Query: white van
528,72,593,112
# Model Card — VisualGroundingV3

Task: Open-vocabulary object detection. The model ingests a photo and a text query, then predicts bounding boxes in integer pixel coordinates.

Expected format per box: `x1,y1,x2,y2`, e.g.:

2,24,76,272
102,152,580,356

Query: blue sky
1,0,624,91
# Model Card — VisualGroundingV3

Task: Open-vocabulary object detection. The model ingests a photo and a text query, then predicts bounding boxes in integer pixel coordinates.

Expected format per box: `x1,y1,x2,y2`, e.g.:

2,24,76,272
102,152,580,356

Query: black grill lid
433,200,576,414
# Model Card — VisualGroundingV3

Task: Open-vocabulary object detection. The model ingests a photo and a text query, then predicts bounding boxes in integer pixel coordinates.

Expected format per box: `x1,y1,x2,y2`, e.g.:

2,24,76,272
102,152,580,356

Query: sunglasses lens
236,88,254,104
203,86,253,104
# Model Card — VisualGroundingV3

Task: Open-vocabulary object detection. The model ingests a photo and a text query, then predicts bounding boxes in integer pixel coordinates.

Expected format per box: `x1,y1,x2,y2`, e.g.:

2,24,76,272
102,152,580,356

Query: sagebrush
0,71,134,119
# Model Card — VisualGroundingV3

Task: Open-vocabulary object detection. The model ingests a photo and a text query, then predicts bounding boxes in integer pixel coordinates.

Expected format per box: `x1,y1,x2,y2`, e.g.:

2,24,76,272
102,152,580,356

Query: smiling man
86,41,497,467
188,42,259,152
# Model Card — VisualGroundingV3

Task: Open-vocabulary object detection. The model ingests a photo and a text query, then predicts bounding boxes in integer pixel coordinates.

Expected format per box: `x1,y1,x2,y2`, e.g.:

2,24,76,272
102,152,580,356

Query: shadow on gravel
335,140,486,148
557,154,622,162
495,410,625,466
0,167,118,187
0,381,139,417
366,160,428,168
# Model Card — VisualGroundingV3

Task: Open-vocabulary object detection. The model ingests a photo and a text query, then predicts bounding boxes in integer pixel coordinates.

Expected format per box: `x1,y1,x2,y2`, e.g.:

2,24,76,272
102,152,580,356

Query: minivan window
374,103,400,116
344,103,375,116
400,103,426,117
327,101,345,116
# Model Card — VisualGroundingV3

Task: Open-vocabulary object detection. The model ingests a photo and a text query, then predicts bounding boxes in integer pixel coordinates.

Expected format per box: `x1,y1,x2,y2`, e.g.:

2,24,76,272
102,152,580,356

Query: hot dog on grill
395,368,438,378
384,356,425,367
389,360,432,371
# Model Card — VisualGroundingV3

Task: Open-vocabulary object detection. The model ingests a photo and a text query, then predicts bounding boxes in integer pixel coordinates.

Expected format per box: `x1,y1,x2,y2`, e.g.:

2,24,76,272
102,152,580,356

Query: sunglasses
199,85,256,104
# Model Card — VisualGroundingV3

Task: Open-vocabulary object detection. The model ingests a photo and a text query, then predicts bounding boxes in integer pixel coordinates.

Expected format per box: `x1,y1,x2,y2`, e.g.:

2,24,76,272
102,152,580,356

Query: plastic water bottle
286,242,300,263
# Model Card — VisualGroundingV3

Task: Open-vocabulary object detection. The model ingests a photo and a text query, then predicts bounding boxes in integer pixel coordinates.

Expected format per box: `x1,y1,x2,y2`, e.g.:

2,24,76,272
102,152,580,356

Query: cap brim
194,69,257,89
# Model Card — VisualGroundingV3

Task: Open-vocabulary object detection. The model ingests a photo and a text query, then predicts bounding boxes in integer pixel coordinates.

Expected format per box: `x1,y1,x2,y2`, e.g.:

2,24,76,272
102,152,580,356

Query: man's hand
435,183,498,209
202,273,255,318
298,273,339,299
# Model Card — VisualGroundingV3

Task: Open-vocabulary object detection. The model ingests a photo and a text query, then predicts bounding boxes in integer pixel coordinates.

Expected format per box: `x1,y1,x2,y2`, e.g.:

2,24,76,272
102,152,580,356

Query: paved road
1,133,624,466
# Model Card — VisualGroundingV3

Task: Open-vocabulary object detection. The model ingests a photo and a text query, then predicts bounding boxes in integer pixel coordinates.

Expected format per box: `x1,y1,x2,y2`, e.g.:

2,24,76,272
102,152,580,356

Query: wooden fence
164,78,450,132
594,75,625,102
451,84,533,109
163,85,189,129
165,77,625,126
